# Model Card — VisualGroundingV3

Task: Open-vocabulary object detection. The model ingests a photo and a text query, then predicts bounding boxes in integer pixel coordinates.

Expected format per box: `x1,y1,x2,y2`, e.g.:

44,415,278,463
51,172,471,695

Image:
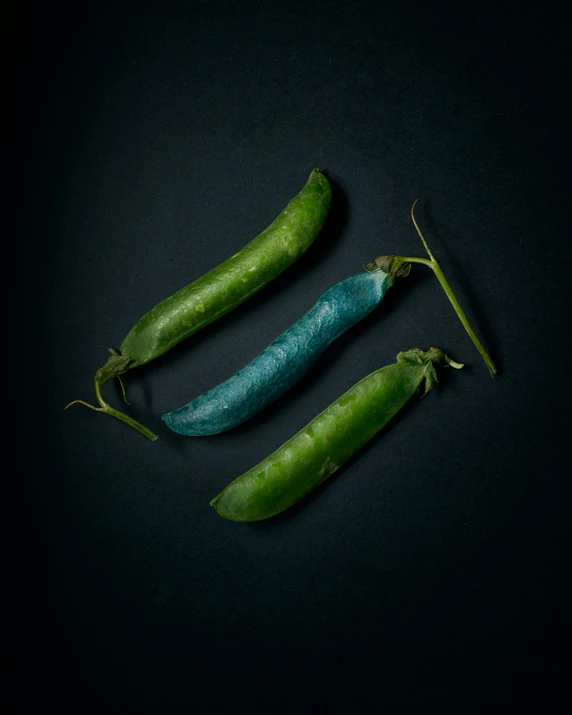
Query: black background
13,0,570,709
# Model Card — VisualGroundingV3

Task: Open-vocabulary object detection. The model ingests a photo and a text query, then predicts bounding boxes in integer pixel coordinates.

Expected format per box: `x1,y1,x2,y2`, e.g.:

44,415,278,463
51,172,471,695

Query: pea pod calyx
95,349,132,385
396,347,463,394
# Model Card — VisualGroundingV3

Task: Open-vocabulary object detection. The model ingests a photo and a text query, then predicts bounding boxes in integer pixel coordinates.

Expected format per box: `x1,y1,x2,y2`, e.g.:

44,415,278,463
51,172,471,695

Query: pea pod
211,348,463,522
66,169,332,440
162,256,409,436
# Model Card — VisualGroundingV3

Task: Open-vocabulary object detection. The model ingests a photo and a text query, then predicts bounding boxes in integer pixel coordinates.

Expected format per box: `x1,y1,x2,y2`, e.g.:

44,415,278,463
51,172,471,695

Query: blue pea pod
162,256,410,436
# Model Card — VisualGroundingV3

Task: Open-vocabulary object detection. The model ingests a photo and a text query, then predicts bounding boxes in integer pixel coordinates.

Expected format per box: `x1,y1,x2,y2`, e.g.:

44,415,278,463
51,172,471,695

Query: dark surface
13,1,570,709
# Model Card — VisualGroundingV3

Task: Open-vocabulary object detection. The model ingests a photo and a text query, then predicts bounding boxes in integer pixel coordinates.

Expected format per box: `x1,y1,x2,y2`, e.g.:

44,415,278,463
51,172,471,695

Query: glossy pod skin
96,168,331,384
162,257,409,436
211,348,462,522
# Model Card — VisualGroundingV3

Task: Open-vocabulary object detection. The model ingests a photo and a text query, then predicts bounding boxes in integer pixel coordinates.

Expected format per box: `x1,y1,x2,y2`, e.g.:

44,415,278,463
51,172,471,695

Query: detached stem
65,377,159,441
395,200,498,376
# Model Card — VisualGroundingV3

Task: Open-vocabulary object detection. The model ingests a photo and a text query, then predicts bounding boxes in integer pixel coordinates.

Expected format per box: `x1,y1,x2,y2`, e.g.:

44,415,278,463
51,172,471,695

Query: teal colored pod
162,257,409,436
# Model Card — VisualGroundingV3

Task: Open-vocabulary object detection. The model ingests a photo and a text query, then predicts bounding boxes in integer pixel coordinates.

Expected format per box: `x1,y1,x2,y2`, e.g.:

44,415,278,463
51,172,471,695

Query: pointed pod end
209,493,240,521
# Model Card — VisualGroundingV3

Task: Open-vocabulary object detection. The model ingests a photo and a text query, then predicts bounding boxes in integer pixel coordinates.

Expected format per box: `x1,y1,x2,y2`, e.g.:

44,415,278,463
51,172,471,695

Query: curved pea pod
98,168,331,380
66,168,332,440
162,256,410,436
210,348,463,522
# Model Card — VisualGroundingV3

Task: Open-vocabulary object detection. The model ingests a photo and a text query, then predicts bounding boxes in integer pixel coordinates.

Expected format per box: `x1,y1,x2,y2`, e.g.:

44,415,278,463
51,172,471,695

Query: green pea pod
66,169,332,440
211,348,463,522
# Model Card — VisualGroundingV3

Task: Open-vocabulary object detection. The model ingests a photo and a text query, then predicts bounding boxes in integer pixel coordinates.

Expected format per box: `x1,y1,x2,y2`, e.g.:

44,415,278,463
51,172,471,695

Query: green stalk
65,377,158,441
394,200,497,376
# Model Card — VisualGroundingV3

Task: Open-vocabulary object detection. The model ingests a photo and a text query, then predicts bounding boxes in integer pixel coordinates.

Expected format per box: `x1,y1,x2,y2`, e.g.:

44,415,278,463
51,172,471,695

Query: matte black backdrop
13,1,570,709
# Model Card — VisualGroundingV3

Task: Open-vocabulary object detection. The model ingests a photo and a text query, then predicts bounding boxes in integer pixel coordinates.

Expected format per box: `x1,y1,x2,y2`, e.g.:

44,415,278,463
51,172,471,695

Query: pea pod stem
394,200,497,376
64,378,158,441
